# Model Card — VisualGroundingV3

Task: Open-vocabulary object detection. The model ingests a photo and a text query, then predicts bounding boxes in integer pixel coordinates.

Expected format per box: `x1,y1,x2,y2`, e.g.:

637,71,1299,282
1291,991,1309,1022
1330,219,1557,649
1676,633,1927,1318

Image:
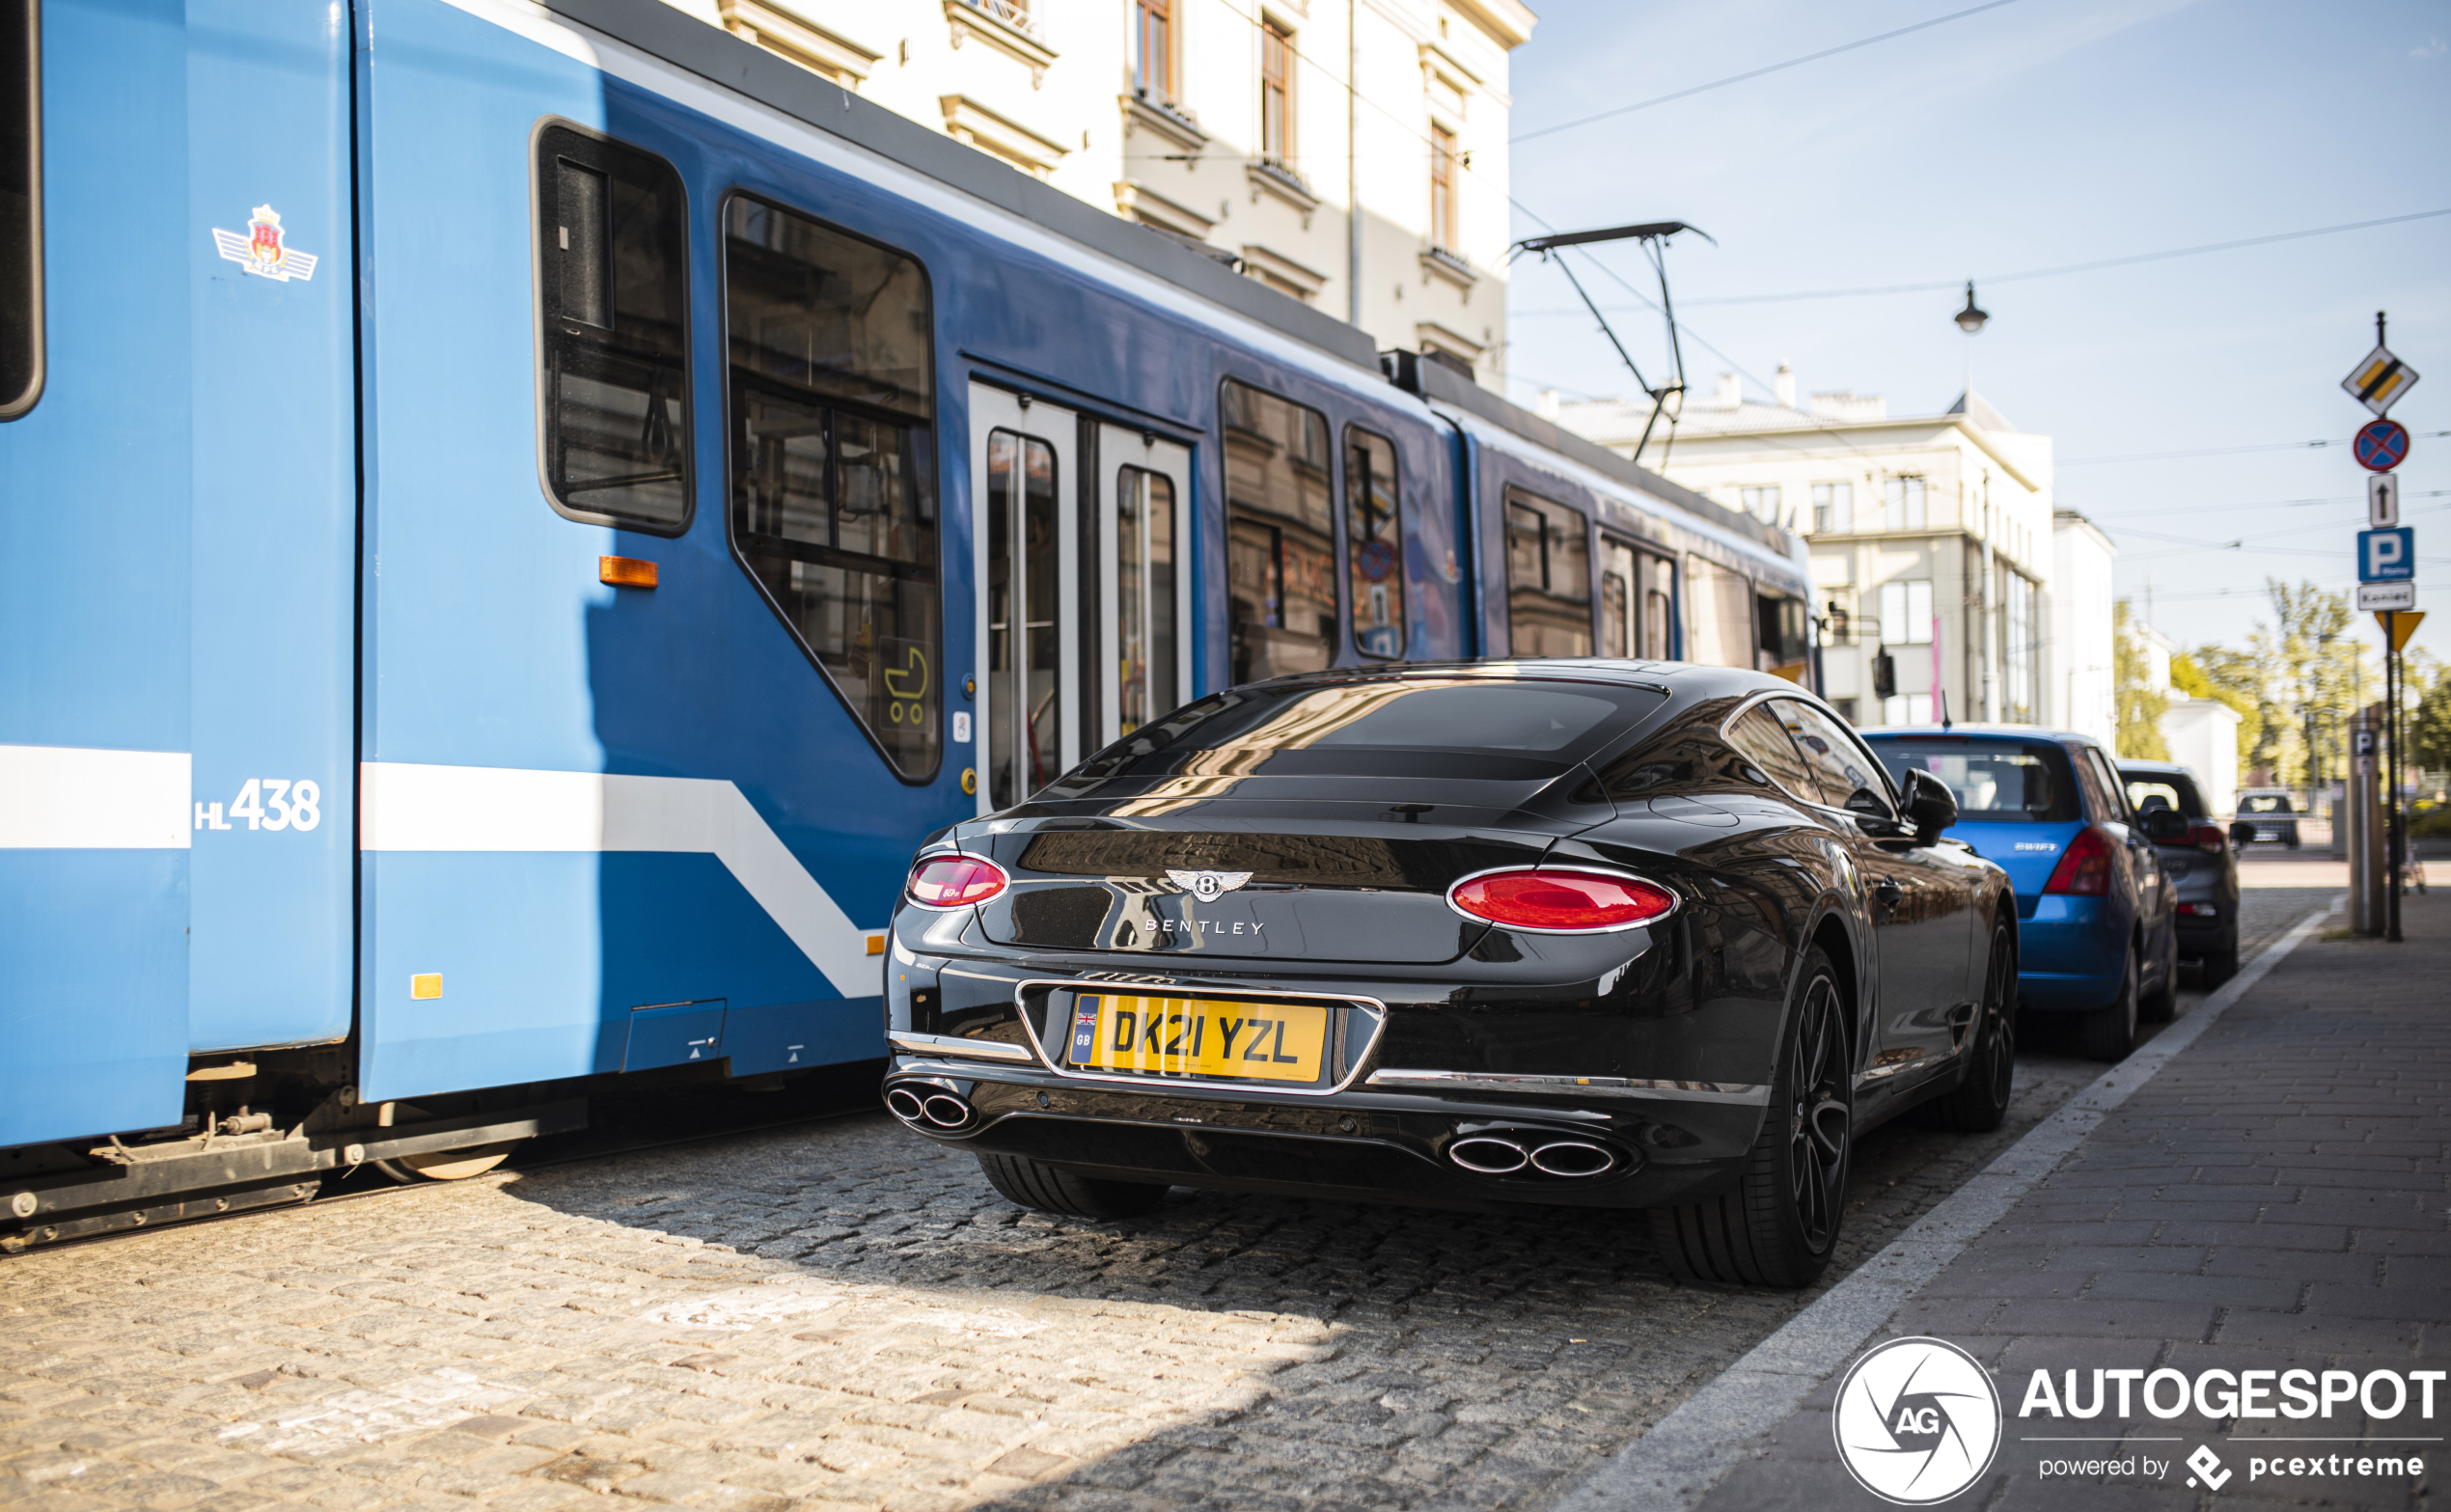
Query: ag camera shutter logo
1833,1336,2002,1503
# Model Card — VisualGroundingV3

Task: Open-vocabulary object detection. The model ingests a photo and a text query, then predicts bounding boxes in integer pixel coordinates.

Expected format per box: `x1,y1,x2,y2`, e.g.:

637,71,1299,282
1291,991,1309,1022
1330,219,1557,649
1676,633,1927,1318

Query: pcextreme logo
1832,1337,2003,1503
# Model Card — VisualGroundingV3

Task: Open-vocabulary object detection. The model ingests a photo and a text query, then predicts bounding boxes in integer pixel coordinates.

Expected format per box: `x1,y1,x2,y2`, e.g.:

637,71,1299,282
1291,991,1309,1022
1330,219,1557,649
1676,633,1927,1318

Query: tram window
725,193,939,781
986,430,1058,806
534,124,690,529
1115,465,1177,734
1344,426,1405,658
1222,377,1335,683
1599,538,1674,659
1756,590,1811,677
1502,488,1591,658
1685,554,1755,669
1,0,41,420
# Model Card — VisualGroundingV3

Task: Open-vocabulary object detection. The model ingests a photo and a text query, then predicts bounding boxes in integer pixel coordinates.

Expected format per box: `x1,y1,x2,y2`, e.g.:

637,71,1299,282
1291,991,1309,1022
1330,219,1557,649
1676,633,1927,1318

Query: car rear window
2124,772,2206,818
2241,793,2294,813
1070,677,1667,783
1868,737,2079,822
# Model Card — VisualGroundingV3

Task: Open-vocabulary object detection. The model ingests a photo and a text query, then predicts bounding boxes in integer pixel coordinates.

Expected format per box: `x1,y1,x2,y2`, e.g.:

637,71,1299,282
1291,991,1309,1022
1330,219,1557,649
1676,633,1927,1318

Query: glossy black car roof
1234,657,1804,711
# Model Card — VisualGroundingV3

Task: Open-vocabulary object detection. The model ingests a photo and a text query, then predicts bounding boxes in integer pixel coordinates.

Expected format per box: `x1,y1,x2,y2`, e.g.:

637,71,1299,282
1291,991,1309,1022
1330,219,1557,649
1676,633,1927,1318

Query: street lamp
1955,281,1990,334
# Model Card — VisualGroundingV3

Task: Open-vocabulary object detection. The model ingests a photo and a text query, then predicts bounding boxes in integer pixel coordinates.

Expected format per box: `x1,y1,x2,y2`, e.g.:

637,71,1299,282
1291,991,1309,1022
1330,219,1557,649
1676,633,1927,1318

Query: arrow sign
2370,473,2402,528
2343,344,2419,416
2355,418,2410,473
2360,527,2414,583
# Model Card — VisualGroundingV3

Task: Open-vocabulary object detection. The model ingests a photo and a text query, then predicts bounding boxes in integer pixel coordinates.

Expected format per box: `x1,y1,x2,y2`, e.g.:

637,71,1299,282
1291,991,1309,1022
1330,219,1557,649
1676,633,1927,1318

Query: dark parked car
882,663,2016,1289
1859,727,2180,1061
2119,761,2242,984
2235,788,2302,848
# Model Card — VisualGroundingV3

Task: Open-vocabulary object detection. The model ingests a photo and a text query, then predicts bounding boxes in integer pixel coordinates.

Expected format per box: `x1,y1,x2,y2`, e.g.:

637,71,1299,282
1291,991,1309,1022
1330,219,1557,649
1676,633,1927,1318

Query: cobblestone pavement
0,891,2335,1512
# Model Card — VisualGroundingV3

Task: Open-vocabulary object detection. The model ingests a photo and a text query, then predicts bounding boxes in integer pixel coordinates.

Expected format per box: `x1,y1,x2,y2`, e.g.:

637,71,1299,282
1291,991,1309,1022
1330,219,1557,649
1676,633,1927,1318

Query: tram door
970,385,1192,813
1599,537,1677,660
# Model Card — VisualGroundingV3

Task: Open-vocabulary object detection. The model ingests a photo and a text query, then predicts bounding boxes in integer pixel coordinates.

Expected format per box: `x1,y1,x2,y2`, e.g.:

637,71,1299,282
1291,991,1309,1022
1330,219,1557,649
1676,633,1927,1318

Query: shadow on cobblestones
0,890,2334,1512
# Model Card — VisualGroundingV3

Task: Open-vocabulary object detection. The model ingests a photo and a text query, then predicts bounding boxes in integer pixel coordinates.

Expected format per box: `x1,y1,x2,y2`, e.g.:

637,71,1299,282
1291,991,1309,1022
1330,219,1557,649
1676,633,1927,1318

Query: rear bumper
2016,894,2127,1011
883,1057,1766,1212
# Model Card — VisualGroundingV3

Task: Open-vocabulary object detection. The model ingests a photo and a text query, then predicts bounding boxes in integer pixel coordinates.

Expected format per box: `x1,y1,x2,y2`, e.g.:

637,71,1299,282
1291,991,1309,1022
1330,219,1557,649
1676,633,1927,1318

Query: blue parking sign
2359,527,2415,583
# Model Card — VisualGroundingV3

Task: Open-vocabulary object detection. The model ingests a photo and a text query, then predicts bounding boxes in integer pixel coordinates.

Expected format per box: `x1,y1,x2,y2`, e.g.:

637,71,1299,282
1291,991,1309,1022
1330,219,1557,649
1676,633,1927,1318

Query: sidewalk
1675,893,2448,1509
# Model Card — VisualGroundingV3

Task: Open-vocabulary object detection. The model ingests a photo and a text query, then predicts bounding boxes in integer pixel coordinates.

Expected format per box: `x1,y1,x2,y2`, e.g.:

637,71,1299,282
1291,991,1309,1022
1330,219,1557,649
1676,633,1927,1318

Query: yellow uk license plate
1063,994,1329,1083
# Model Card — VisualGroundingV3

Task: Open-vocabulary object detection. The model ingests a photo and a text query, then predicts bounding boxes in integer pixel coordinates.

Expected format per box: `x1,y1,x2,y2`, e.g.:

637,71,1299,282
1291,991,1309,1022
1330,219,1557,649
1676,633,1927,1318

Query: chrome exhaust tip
920,1092,976,1129
884,1086,929,1124
1528,1140,1615,1178
1447,1136,1530,1174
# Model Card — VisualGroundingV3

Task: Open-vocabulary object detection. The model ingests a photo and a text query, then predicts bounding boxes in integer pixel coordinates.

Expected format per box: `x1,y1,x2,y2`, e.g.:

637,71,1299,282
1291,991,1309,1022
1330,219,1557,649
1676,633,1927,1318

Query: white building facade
666,0,1534,387
1556,376,2071,730
2051,509,2116,748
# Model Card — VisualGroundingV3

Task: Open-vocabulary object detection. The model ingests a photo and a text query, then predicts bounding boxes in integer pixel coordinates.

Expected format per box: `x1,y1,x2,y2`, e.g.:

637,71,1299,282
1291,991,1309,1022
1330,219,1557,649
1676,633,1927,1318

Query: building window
1884,475,1927,530
1739,485,1783,527
1878,579,1933,646
2002,569,2035,723
1428,123,1458,252
1134,0,1173,101
1832,698,1859,724
534,124,692,531
1883,694,1934,726
1260,19,1293,166
1811,481,1852,534
1504,489,1593,657
1223,376,1335,682
1,0,40,420
1345,426,1407,658
725,193,940,781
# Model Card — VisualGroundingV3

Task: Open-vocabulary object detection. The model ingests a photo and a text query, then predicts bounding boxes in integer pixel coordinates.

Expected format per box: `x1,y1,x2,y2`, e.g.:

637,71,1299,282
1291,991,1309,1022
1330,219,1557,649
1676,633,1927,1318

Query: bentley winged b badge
1166,868,1253,902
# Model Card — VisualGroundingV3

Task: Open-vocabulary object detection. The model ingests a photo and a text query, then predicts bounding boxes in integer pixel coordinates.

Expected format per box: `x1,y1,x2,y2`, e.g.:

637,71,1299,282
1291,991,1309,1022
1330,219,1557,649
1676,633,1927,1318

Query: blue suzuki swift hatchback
1859,728,2178,1060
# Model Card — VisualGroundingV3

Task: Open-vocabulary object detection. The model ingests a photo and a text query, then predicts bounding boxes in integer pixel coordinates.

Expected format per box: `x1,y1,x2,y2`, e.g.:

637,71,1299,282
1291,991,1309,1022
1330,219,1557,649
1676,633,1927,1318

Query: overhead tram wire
1512,209,2451,318
1508,0,2024,145
2063,429,2451,466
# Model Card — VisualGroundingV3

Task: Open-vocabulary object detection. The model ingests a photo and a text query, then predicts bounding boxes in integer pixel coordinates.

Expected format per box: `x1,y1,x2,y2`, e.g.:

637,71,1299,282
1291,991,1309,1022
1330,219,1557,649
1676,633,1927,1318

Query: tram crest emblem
210,205,319,284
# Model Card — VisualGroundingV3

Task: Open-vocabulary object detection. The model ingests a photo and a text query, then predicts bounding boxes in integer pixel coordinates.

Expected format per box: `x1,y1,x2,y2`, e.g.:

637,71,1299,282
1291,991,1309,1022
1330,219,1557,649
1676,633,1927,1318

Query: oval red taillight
1447,869,1676,933
906,854,1008,908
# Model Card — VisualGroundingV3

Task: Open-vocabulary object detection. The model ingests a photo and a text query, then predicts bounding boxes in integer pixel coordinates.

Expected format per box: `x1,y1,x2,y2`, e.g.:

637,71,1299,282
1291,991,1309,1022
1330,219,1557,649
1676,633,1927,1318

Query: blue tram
0,0,1809,1247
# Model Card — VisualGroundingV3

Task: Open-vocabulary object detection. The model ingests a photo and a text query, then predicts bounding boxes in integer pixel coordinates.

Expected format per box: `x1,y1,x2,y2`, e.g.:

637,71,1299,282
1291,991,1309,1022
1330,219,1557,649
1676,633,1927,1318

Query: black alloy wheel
2204,925,2240,987
2138,921,2179,1022
2080,942,2139,1061
975,1152,1170,1220
1649,944,1851,1288
1933,920,2017,1133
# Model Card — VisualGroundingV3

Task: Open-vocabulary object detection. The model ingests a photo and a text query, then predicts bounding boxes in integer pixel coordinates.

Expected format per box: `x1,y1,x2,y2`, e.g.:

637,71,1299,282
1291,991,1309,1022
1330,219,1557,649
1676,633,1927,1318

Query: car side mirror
2229,820,2257,848
1903,768,1957,843
2140,809,2189,842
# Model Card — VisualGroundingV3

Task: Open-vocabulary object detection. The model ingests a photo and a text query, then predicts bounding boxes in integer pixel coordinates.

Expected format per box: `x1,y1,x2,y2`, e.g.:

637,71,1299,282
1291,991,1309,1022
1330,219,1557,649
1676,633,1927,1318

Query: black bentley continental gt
880,662,2017,1287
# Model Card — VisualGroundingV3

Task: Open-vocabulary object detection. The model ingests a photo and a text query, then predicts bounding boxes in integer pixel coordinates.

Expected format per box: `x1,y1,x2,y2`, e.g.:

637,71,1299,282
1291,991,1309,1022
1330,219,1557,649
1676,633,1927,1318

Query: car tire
2203,926,2240,988
1932,921,2017,1133
975,1152,1169,1220
2138,923,2178,1022
1649,944,1850,1289
2080,944,2140,1061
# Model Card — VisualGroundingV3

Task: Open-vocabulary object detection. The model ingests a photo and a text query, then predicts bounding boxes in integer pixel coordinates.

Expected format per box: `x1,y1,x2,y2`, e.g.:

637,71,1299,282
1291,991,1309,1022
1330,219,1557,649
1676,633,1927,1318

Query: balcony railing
955,0,1037,36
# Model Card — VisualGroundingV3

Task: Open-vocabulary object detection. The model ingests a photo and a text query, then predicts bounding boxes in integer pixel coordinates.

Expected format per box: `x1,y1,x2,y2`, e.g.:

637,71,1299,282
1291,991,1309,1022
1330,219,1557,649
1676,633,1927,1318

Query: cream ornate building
1555,374,2081,730
666,0,1534,386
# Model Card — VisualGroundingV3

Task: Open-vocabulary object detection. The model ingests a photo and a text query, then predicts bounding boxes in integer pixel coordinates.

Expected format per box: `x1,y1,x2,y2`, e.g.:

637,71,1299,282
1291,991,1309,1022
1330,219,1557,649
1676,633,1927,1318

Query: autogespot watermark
1832,1344,2442,1501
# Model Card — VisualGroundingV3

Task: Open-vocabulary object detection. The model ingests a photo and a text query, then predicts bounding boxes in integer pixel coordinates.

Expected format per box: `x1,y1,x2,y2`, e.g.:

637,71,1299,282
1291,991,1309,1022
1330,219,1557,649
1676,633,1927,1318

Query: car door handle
1874,879,1903,905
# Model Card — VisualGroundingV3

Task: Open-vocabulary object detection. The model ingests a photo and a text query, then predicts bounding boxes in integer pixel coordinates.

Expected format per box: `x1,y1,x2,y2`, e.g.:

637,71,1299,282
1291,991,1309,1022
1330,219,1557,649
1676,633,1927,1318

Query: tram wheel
373,1141,520,1183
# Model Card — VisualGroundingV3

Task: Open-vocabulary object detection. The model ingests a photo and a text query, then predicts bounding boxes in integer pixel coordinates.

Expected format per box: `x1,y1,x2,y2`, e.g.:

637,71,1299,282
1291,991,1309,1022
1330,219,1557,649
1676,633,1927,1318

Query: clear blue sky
1501,0,2451,672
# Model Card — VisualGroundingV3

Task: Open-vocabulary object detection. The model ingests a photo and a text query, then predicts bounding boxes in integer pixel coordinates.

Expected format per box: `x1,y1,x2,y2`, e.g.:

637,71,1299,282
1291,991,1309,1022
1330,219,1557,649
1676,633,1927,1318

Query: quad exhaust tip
887,1085,977,1131
1447,1133,1618,1179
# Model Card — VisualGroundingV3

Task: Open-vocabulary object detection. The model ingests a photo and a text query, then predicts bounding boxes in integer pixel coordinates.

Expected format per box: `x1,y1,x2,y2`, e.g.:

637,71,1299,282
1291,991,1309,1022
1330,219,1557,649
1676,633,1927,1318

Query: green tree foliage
2411,658,2451,771
2254,581,2368,788
2184,642,2281,782
2113,601,2170,760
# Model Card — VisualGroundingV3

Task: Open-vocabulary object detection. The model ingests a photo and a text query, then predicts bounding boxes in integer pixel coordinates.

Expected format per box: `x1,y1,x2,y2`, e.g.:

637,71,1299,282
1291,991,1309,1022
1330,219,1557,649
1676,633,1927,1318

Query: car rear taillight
2042,825,2116,895
2188,821,2227,854
1446,868,1676,933
905,854,1008,908
2179,902,2219,918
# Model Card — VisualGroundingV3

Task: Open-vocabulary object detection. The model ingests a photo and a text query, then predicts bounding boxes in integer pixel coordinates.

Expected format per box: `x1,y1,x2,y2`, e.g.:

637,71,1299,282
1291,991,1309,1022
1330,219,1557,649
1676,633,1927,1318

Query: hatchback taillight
1446,868,1677,933
905,854,1009,908
2188,821,2227,854
2043,825,2116,895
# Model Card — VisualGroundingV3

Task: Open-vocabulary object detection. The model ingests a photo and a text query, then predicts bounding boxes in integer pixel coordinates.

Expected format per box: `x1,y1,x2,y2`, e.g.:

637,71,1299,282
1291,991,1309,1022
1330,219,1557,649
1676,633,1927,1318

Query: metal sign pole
2387,618,2405,943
